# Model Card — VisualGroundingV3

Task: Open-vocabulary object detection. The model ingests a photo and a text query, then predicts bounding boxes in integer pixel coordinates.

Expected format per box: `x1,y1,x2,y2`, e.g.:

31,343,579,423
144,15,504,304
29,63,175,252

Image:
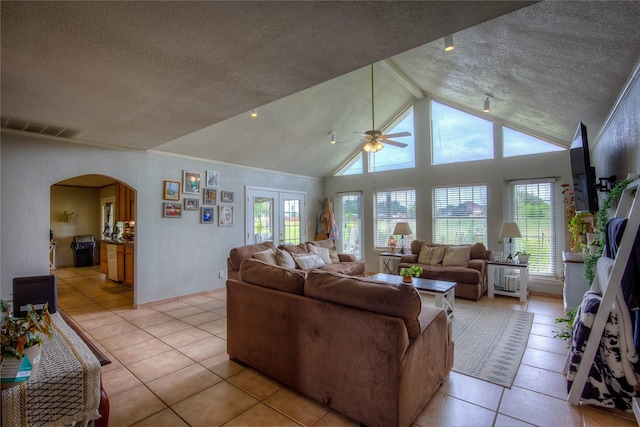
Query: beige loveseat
397,240,490,301
227,259,453,427
226,240,365,280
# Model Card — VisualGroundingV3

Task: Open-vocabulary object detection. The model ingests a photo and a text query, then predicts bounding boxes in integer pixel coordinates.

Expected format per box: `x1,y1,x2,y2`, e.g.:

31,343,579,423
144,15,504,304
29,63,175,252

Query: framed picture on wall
183,198,199,211
205,170,219,188
219,205,233,226
163,180,180,201
221,191,234,203
163,202,182,218
203,188,217,205
201,207,214,224
183,171,201,195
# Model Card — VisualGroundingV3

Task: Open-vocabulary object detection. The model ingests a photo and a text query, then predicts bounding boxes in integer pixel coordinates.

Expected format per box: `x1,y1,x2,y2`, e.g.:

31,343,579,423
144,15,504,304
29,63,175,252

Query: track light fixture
330,131,336,145
250,108,258,118
483,96,491,113
444,35,454,52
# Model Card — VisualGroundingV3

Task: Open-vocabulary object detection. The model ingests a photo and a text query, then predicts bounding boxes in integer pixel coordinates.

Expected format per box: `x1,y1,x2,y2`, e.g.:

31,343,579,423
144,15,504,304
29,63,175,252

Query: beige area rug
445,300,533,388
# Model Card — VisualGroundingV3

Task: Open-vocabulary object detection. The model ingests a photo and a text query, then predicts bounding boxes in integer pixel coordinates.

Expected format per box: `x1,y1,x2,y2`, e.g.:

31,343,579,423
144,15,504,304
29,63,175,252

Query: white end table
487,261,529,302
378,251,403,274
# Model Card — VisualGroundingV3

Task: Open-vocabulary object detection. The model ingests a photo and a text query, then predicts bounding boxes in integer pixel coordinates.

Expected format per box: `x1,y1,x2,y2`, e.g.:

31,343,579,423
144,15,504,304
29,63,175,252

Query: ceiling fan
334,64,411,152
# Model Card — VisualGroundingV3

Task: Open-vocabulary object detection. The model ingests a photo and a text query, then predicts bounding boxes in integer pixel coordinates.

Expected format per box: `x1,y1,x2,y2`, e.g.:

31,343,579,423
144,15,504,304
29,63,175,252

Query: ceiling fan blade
382,139,408,148
382,132,411,139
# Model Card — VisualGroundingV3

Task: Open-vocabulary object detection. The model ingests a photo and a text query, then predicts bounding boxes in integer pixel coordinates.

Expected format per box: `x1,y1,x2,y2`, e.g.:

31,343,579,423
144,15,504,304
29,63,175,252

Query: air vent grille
1,116,80,139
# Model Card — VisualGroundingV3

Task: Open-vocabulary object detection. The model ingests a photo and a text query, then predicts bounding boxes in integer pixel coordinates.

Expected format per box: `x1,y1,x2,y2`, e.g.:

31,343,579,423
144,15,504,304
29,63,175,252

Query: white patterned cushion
292,254,326,270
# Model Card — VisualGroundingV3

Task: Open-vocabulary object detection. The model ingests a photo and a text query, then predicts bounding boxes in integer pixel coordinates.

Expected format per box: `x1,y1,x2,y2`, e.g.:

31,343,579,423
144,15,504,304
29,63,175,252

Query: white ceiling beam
379,59,424,99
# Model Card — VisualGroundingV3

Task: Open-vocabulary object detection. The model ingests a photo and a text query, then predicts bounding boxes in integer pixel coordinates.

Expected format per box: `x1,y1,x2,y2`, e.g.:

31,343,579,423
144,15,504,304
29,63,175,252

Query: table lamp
393,222,412,254
499,222,522,262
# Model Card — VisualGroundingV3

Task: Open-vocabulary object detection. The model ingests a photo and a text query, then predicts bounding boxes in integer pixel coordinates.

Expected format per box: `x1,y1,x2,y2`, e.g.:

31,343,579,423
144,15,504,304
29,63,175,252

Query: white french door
245,187,306,246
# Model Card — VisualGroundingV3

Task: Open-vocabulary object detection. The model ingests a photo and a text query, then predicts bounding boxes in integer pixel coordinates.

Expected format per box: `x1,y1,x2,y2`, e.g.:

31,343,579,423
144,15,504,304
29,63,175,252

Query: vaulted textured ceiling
2,1,639,179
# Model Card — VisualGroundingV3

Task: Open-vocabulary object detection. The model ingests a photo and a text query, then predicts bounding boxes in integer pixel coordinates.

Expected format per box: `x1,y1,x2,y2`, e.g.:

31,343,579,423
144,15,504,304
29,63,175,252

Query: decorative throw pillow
292,254,326,270
308,244,332,264
442,246,471,266
418,245,445,265
328,248,340,263
252,248,277,265
276,248,296,269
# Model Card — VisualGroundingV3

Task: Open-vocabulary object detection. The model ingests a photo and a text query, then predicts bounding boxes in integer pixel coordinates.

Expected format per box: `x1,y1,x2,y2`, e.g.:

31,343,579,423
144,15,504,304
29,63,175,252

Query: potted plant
516,251,530,264
399,265,423,283
1,300,53,388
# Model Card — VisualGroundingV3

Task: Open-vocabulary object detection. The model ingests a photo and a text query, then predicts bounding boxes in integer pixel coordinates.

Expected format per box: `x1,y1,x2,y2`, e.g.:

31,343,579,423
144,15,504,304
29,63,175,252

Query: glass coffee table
369,273,456,319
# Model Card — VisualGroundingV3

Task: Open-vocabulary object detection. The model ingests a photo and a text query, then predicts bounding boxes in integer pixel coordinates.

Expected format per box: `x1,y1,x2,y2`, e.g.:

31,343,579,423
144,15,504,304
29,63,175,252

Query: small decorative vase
518,255,529,264
402,275,412,284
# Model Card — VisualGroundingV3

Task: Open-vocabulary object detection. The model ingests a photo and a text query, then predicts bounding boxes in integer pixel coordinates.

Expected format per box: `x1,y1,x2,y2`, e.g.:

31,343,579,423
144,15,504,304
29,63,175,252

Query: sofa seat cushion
239,258,306,294
304,270,422,339
317,261,365,276
417,264,481,285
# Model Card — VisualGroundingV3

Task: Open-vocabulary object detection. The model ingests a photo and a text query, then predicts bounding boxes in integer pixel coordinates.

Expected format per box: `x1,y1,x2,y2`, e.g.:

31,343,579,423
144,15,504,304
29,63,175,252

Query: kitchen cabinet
124,245,134,287
116,245,125,283
115,182,135,222
99,242,108,274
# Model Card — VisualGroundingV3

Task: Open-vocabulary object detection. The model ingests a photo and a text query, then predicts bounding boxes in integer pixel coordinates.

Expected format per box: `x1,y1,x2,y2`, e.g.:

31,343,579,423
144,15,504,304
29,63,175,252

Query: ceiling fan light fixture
444,35,454,52
483,96,491,113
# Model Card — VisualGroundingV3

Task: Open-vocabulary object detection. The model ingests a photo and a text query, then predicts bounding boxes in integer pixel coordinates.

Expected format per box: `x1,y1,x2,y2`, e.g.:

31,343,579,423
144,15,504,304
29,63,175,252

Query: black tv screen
569,122,598,213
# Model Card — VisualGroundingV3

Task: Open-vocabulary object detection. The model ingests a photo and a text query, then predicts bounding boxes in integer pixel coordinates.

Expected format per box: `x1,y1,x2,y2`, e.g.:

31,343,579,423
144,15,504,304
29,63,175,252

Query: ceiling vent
1,116,80,139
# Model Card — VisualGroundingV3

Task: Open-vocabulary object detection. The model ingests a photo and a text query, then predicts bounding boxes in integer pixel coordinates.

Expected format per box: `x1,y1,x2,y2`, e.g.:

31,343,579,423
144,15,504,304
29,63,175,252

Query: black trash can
70,235,95,267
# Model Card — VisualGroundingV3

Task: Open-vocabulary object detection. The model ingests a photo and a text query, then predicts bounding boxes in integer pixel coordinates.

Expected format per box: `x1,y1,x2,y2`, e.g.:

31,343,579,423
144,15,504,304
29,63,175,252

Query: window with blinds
374,189,416,249
512,181,556,275
433,185,487,245
340,192,363,259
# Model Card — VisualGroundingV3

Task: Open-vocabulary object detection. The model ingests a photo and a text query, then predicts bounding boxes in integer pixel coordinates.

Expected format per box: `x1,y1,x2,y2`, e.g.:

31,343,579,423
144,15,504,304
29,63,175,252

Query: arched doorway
51,174,136,306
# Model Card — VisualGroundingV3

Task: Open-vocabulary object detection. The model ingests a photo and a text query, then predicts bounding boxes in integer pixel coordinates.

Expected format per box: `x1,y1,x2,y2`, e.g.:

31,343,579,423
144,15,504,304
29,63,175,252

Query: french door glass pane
340,193,362,259
254,196,274,243
282,199,300,245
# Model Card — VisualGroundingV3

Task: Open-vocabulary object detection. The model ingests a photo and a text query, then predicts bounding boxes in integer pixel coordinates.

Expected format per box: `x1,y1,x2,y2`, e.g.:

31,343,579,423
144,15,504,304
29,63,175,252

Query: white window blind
433,185,487,245
374,189,416,249
512,182,556,275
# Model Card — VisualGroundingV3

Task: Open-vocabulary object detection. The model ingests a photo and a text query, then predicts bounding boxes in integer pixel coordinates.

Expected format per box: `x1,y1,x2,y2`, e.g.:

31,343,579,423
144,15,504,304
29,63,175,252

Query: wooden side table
378,251,403,274
487,261,529,302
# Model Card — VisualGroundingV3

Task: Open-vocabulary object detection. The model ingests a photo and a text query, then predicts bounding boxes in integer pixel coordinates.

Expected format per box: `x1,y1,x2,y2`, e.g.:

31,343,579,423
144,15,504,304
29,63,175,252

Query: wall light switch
219,270,225,279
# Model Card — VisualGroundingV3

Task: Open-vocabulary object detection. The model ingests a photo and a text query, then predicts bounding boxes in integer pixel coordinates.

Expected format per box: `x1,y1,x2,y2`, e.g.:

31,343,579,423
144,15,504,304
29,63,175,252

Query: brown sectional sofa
227,258,453,427
397,240,490,301
226,240,365,280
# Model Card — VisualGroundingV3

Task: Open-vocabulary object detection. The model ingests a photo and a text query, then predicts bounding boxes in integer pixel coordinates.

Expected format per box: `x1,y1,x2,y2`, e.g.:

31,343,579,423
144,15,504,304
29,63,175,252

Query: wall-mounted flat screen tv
569,122,599,213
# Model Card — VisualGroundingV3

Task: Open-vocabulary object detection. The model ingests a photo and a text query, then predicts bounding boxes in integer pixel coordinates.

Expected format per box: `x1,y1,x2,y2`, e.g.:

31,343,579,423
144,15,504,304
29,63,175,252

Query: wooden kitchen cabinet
99,242,108,274
115,182,135,222
116,245,125,283
124,245,134,287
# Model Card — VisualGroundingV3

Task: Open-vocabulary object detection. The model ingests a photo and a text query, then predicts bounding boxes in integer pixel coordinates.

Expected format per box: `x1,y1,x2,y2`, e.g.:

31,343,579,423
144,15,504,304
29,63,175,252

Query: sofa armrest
400,254,418,263
468,259,487,287
337,253,356,262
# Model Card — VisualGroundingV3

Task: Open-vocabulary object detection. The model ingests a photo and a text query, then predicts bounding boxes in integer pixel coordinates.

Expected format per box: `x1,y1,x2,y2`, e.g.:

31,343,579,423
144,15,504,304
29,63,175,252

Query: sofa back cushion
279,243,309,256
239,258,306,295
304,270,422,339
229,242,277,270
469,242,488,260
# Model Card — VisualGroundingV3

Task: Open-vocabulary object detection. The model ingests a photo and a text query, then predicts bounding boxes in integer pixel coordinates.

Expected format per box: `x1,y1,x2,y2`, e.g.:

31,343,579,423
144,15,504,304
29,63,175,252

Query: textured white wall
1,133,322,304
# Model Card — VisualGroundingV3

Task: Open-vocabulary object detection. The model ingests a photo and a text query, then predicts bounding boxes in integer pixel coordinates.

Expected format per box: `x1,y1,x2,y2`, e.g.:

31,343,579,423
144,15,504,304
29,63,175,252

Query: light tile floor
53,267,637,427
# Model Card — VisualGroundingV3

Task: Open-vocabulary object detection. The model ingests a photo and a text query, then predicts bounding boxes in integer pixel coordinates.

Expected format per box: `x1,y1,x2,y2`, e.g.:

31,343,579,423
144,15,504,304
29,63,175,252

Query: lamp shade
499,222,522,238
393,222,412,236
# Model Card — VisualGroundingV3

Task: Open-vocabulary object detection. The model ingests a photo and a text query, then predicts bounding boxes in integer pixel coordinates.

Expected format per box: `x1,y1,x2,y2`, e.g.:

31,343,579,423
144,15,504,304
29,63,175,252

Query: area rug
447,300,534,388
